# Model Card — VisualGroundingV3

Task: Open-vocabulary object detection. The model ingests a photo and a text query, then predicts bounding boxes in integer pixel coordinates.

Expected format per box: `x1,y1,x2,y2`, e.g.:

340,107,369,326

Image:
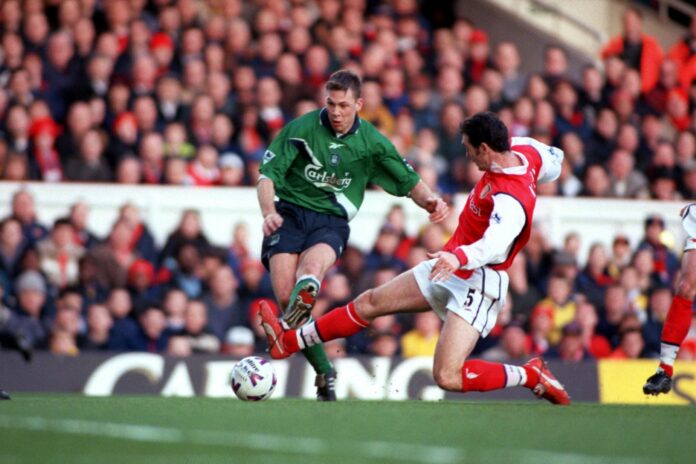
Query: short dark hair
325,70,362,98
644,214,665,229
459,111,510,152
53,217,72,229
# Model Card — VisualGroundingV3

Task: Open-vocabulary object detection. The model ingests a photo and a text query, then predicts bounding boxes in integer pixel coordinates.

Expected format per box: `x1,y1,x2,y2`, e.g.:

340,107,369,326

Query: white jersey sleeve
456,193,526,269
511,136,564,184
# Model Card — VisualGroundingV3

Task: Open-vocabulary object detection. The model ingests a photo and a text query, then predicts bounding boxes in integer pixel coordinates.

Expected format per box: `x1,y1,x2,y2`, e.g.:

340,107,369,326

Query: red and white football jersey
443,137,563,279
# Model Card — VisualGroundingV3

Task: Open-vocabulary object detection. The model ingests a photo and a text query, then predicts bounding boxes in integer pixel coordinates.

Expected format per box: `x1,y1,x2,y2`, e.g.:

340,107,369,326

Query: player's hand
262,212,283,236
426,197,449,224
427,251,459,281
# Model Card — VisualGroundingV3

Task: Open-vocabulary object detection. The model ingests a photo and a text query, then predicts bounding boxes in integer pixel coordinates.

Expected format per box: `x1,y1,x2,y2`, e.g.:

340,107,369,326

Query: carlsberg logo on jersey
304,163,352,191
287,138,353,192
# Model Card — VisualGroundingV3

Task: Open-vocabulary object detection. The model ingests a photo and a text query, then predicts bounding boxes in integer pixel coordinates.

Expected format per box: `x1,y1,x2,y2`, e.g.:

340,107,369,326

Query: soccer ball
230,356,277,401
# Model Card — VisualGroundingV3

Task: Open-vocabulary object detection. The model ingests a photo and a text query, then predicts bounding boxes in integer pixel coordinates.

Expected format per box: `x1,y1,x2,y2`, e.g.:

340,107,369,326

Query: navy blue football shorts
261,200,350,270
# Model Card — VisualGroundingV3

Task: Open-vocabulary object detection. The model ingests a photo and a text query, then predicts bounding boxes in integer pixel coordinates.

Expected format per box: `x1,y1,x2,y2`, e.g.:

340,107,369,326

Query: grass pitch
1,395,694,464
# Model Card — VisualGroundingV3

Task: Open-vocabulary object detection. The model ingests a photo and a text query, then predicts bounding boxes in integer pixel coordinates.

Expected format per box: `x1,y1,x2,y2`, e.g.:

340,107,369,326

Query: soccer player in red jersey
261,112,570,404
644,203,696,395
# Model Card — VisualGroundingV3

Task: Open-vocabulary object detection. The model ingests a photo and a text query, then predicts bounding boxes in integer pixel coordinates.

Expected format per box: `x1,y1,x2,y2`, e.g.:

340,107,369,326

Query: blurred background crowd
2,187,694,363
1,0,695,362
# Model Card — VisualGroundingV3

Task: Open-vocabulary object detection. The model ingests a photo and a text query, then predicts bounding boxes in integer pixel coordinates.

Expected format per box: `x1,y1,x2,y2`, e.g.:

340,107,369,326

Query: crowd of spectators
1,0,696,362
0,1,694,198
1,187,695,363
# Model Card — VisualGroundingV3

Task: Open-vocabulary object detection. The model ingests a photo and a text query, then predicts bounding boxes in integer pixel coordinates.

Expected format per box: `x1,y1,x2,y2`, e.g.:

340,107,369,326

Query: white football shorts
682,203,696,252
412,259,509,338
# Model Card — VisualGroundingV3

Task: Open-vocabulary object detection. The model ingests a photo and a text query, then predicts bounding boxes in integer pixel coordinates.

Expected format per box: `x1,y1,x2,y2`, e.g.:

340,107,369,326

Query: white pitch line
0,415,658,464
0,415,459,464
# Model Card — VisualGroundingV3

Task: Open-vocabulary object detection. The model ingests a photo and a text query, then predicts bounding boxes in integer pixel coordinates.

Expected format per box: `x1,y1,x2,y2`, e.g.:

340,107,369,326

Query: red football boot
259,300,291,359
525,357,571,406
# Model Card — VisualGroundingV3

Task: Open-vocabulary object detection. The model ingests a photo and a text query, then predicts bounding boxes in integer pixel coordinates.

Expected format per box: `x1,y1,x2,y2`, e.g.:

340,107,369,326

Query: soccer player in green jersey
257,70,449,400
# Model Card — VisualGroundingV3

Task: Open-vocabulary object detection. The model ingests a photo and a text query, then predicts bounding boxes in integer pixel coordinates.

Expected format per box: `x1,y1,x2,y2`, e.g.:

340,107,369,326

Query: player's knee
433,365,462,392
300,262,322,278
354,289,378,321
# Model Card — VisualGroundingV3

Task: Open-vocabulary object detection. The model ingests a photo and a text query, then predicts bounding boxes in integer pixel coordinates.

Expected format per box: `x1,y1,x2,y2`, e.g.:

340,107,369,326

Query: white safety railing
0,182,689,266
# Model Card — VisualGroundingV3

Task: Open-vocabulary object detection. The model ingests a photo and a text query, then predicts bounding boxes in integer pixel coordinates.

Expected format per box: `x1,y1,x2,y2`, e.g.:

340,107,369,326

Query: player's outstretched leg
453,358,570,405
261,301,369,359
644,295,692,395
0,389,10,400
454,358,571,405
435,311,570,405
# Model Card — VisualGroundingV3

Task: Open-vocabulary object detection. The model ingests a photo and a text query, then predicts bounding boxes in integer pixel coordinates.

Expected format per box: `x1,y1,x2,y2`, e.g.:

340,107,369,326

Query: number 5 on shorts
464,288,475,309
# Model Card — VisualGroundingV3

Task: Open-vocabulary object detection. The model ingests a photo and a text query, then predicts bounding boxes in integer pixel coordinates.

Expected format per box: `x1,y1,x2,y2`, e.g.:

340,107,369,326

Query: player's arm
256,124,300,236
408,181,449,224
511,136,564,184
370,134,449,223
429,194,524,281
256,176,282,236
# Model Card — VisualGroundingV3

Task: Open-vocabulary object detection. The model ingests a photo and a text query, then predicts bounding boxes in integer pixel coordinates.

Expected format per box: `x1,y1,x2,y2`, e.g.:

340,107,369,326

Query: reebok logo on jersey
328,142,344,149
465,369,480,380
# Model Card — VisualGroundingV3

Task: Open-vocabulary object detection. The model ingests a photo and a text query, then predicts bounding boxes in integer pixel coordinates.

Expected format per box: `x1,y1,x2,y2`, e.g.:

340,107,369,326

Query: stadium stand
0,0,695,366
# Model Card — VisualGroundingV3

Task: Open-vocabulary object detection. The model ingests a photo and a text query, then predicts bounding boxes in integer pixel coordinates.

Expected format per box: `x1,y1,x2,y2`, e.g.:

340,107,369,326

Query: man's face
462,135,490,171
325,88,363,134
646,221,663,243
623,11,642,42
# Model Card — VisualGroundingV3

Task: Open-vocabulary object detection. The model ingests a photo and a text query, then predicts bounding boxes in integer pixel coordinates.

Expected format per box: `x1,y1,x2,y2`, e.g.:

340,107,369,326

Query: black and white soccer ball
230,356,277,401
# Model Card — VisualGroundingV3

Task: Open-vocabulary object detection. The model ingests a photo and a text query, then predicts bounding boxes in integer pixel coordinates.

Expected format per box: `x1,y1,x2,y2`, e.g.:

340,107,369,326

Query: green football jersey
259,109,420,220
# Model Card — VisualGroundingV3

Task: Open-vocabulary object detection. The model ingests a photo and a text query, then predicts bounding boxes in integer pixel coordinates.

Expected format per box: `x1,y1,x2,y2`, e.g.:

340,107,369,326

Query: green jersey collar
319,108,361,138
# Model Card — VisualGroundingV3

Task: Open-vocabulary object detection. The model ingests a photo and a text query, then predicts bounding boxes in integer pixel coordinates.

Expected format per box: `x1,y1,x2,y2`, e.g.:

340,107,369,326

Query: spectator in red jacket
668,15,696,89
601,7,663,94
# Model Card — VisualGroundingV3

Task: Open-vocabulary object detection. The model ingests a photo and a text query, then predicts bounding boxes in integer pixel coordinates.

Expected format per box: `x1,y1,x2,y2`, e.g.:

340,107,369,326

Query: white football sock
503,364,527,388
659,342,679,369
296,320,321,350
297,274,320,287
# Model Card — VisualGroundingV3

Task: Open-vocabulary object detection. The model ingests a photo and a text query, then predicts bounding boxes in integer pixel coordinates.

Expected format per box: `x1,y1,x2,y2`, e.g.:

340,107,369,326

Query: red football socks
662,296,693,346
315,302,369,340
659,362,674,378
462,360,506,391
658,296,693,377
284,302,369,353
461,360,540,392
